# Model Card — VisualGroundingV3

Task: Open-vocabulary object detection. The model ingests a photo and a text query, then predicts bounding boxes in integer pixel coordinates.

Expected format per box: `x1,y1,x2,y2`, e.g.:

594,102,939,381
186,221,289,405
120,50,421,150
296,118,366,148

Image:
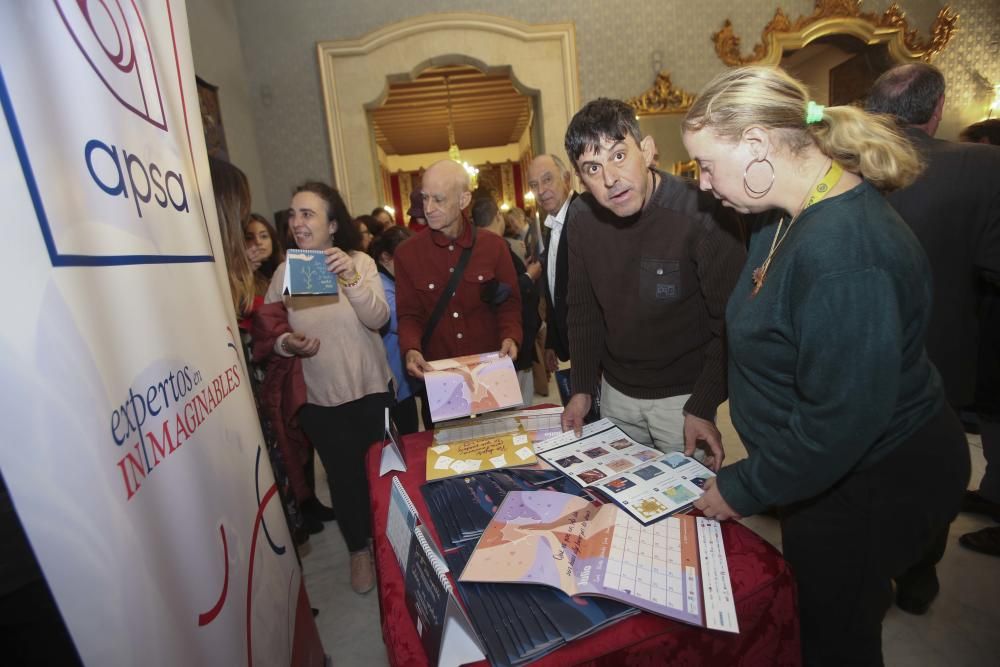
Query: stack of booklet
386,477,486,667
421,467,584,551
418,469,636,666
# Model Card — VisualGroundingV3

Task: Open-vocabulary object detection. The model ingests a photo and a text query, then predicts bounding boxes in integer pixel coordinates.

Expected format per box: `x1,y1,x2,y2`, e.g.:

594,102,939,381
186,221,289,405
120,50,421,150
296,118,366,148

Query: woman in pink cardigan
263,181,392,594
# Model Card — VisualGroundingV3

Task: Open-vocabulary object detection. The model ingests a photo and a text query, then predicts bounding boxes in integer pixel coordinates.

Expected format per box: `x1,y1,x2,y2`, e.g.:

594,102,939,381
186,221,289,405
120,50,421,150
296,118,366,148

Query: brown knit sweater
566,170,746,420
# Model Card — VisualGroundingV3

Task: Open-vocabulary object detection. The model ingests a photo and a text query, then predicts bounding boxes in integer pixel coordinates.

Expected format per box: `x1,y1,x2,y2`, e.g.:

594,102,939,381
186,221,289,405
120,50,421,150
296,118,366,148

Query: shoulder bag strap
421,226,477,351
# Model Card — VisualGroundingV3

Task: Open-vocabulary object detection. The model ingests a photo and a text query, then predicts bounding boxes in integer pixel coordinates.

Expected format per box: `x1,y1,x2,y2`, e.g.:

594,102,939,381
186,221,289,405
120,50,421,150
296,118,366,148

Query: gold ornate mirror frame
713,0,958,66
626,72,699,177
626,71,696,116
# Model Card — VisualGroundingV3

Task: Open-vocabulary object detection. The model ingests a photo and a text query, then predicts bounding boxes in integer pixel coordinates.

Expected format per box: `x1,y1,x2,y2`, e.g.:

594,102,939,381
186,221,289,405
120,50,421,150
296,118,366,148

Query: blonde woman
682,66,969,665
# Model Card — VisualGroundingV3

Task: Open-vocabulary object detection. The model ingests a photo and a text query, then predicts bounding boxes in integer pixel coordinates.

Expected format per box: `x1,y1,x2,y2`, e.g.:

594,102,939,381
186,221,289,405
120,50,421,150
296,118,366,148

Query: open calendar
459,490,739,633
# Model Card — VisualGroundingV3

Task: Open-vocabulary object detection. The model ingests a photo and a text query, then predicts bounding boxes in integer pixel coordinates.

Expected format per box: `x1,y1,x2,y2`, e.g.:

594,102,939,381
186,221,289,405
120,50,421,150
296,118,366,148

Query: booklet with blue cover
282,249,338,296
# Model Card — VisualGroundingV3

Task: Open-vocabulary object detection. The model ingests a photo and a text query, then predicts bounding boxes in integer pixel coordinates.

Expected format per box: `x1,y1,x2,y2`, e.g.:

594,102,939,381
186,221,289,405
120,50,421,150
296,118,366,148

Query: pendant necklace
750,160,843,296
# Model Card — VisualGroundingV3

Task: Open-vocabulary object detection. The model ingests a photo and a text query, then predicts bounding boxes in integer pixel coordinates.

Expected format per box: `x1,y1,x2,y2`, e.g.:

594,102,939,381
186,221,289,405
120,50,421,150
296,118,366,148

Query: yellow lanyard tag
803,162,843,209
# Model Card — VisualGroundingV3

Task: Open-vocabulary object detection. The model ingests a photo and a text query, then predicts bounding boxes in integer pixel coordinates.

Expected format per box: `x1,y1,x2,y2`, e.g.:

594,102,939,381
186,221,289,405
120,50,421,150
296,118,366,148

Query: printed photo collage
535,419,716,525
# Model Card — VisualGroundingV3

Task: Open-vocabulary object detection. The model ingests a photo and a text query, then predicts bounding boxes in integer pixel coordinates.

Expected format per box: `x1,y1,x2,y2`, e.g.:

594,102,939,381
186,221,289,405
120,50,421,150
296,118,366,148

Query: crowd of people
204,61,998,665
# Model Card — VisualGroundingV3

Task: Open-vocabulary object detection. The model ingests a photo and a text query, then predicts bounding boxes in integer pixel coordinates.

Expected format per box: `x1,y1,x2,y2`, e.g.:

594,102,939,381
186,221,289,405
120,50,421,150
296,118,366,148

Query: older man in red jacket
394,160,522,425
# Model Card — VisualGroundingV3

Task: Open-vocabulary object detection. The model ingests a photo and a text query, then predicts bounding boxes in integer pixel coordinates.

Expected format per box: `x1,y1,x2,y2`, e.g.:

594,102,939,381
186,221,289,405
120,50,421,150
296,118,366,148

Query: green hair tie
806,101,825,124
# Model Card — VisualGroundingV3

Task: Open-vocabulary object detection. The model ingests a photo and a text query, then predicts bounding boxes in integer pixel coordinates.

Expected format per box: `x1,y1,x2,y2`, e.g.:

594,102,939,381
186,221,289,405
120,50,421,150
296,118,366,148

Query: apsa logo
54,0,167,131
53,0,190,219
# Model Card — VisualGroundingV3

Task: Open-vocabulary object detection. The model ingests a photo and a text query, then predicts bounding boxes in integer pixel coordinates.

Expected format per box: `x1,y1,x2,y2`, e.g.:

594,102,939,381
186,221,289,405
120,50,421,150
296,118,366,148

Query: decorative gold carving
713,1,958,66
626,71,696,115
672,159,699,180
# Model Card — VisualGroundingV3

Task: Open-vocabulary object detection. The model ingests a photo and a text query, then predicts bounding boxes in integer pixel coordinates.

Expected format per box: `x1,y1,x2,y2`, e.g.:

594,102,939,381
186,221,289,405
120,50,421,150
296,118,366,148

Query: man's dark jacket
542,192,578,361
886,127,1000,407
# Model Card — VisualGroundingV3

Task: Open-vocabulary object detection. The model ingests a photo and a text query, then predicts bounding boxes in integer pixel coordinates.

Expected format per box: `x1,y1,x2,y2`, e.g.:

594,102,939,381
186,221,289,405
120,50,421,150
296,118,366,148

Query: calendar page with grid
460,490,739,633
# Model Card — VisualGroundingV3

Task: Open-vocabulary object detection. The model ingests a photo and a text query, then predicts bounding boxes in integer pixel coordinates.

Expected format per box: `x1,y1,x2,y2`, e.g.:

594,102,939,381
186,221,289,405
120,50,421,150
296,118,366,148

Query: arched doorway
317,13,579,213
367,60,541,223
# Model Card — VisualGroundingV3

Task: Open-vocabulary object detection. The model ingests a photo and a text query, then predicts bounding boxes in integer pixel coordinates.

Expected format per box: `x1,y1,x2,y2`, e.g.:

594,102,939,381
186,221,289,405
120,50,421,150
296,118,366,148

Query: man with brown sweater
561,98,745,465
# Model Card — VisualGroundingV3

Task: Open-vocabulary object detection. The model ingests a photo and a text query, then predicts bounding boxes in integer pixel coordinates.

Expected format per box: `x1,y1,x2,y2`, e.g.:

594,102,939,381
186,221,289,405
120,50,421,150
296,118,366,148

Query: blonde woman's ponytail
809,106,923,191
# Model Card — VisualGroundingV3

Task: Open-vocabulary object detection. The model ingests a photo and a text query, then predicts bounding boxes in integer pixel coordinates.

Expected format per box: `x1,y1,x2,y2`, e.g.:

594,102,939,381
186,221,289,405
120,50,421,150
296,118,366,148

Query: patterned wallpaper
227,0,1000,212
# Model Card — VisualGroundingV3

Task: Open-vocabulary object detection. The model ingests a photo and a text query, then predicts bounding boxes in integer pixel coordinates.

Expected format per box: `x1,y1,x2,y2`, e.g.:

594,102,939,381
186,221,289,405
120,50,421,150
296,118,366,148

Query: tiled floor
303,375,999,666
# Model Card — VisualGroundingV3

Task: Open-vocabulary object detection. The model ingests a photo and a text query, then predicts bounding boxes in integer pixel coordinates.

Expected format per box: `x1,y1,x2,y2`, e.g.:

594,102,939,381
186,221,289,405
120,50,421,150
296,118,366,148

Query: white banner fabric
0,2,321,665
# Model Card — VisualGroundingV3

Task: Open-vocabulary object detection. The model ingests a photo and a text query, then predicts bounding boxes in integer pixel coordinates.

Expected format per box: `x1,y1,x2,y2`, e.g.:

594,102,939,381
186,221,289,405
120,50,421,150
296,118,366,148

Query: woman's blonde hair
209,157,257,317
683,66,922,191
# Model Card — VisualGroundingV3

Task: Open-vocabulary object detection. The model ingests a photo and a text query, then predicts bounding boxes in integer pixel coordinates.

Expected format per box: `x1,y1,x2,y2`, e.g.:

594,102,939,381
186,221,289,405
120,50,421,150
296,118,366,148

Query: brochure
535,418,714,525
459,490,739,633
282,249,338,296
424,352,523,423
425,432,537,482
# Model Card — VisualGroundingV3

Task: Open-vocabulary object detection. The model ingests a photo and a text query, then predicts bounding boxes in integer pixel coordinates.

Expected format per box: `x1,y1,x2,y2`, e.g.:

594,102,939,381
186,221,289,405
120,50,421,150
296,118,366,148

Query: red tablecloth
366,429,801,666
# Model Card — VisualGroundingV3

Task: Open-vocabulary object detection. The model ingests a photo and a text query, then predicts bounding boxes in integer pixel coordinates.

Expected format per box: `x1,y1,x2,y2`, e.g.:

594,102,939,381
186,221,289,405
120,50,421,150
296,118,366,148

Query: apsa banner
0,2,323,665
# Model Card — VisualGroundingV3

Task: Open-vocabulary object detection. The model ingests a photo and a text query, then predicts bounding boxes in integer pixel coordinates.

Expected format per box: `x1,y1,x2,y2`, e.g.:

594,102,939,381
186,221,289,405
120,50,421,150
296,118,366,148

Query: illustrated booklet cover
425,432,538,482
424,352,523,423
421,467,586,552
282,249,338,296
424,407,563,482
535,418,715,525
459,490,739,633
420,470,635,666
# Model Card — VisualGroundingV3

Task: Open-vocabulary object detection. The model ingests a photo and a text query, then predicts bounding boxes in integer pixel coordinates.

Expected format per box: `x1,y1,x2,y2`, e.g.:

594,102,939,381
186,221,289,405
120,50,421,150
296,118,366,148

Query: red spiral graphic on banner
197,524,229,626
53,0,167,130
246,483,279,667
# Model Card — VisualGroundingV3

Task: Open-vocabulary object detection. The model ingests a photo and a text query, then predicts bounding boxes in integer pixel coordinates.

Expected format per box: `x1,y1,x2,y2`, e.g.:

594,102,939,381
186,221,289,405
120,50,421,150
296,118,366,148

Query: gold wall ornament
626,71,696,115
712,1,958,67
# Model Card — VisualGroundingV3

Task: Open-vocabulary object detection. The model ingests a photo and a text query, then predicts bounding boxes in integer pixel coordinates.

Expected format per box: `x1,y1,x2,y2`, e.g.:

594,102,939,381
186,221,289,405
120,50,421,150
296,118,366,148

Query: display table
366,428,801,666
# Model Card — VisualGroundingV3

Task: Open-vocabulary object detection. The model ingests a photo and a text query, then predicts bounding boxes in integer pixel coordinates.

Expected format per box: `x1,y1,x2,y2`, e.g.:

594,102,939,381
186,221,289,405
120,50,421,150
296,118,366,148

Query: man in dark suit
867,62,1000,610
527,154,577,373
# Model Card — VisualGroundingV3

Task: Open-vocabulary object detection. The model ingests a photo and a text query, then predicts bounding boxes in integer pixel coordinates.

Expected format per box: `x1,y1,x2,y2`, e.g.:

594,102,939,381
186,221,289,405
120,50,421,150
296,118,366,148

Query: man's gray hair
546,153,571,181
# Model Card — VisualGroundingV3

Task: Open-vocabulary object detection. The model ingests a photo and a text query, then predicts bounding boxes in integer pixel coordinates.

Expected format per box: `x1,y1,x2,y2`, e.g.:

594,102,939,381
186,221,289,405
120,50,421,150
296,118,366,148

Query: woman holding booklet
260,181,393,594
681,67,969,665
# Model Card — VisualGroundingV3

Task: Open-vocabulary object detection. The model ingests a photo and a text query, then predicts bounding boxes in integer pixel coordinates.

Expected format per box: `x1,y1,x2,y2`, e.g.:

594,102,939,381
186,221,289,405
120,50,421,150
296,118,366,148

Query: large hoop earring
743,157,774,198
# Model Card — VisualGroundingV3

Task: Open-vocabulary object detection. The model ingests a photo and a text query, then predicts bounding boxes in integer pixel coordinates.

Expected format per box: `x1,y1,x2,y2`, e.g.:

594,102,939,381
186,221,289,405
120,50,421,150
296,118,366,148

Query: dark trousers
779,404,970,667
299,392,389,552
391,394,420,436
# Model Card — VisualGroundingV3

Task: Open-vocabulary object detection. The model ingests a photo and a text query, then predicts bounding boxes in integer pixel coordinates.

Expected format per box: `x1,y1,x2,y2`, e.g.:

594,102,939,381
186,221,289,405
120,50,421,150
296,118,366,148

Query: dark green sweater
717,181,945,516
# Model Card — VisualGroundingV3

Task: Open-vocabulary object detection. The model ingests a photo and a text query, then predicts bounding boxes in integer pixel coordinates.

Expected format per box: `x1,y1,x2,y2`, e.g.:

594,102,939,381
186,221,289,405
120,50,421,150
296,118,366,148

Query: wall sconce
500,201,511,212
383,205,395,217
989,84,1000,118
523,191,535,204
